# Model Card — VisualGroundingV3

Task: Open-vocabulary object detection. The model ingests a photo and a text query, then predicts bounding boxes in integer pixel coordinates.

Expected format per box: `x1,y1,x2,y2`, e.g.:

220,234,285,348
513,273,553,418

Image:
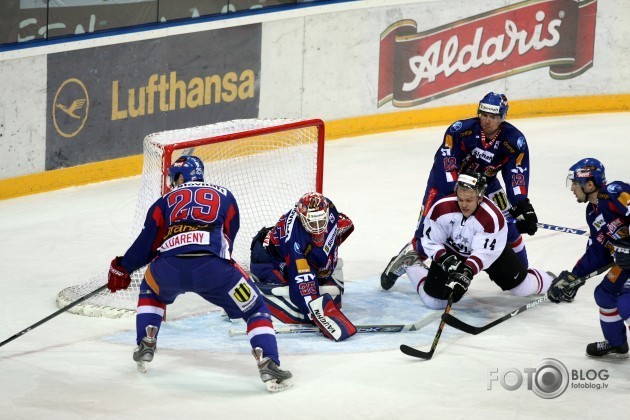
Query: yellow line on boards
1,94,629,201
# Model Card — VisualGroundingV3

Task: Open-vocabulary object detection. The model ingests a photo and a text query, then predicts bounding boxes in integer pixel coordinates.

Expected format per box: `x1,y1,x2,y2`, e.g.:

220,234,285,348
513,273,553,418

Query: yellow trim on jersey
445,134,453,149
295,258,311,274
144,265,160,295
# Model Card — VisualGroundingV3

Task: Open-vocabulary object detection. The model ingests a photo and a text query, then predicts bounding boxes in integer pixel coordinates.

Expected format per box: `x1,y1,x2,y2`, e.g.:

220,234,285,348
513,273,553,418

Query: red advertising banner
378,0,597,107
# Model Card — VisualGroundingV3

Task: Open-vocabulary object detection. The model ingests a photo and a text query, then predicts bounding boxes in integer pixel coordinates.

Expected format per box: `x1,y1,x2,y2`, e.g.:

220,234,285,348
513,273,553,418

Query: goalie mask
168,155,205,187
296,192,329,236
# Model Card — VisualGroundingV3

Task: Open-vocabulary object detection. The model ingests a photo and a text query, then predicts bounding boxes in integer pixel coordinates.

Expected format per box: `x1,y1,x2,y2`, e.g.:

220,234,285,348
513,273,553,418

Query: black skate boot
252,347,293,392
133,325,158,373
381,243,424,291
586,340,629,358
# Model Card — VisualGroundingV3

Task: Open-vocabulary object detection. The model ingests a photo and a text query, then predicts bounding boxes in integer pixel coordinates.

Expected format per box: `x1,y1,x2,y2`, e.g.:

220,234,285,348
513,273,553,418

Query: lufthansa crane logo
53,78,89,138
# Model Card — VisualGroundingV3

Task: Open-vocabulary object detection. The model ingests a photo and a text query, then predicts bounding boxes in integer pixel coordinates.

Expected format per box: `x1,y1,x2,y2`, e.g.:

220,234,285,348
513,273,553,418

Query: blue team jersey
573,181,630,277
120,181,240,273
266,200,341,303
422,117,530,213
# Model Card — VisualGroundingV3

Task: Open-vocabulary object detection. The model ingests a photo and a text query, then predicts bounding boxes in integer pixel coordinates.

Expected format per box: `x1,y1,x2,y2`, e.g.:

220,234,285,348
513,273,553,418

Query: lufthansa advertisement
46,24,261,170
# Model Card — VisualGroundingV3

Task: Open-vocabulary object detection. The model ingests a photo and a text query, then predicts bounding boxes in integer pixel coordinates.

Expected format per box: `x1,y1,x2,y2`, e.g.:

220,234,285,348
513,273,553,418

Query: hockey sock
509,269,553,296
599,307,628,347
246,311,280,365
136,294,166,344
406,264,429,291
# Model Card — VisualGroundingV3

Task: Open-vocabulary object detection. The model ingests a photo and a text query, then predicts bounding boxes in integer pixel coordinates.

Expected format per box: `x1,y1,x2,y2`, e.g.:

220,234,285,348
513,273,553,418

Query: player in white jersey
383,171,554,309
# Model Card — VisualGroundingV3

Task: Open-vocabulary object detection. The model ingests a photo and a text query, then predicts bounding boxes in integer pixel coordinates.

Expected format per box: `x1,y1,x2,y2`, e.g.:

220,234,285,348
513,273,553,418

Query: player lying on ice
381,171,554,309
382,92,539,278
250,192,357,341
547,158,630,358
107,155,292,392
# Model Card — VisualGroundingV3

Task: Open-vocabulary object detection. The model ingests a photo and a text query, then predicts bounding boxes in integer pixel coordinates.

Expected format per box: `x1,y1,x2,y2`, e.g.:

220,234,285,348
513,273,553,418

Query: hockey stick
0,284,108,348
533,222,588,236
228,311,441,337
400,293,454,360
507,218,589,236
441,263,614,335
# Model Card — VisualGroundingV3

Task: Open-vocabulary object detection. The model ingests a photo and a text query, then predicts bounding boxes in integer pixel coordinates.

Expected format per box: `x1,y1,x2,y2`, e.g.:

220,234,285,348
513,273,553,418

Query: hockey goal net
56,118,325,318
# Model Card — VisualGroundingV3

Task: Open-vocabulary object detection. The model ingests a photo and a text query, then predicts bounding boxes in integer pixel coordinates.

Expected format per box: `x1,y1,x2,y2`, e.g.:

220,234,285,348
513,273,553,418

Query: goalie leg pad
256,282,310,324
308,294,357,342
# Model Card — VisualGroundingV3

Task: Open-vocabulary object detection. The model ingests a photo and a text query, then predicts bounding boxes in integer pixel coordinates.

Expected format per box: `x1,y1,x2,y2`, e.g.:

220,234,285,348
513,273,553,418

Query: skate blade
265,378,293,393
136,361,149,373
586,352,629,359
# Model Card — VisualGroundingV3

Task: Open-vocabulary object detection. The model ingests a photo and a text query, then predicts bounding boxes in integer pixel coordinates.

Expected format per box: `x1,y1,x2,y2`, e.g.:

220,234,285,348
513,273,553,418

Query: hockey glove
613,237,630,270
509,198,538,236
337,212,354,245
446,264,473,302
108,256,131,293
437,253,462,274
548,270,583,303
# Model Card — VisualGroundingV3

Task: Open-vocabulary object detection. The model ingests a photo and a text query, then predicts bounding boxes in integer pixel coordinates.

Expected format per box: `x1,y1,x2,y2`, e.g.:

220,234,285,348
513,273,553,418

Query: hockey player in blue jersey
381,92,539,290
548,158,630,358
250,192,357,341
107,155,292,392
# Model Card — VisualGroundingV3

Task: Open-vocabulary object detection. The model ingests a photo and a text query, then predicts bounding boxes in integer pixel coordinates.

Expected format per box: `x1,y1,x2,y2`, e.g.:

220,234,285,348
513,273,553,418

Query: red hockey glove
337,212,354,245
108,256,131,293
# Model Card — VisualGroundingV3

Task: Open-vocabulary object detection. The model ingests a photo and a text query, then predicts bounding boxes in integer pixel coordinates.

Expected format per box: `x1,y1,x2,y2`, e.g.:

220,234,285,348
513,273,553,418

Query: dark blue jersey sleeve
121,199,166,273
572,181,630,276
498,123,530,205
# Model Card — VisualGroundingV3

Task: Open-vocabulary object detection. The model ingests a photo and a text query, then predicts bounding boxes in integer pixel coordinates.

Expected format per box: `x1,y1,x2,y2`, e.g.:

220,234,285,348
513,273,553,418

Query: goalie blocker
308,294,357,341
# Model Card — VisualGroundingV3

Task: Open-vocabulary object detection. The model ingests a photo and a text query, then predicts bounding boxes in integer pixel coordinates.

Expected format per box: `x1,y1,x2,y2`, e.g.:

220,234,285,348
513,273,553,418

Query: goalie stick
228,311,441,337
0,284,108,348
441,263,615,335
400,293,454,360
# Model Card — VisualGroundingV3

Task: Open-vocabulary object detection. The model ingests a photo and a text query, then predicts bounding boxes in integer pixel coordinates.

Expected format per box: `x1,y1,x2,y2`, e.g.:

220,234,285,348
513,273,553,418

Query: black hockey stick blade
0,284,108,348
441,263,614,335
400,294,454,359
400,344,435,359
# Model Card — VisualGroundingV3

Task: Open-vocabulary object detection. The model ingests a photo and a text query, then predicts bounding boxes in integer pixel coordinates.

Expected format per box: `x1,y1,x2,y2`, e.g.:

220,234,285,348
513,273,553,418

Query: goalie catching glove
108,256,131,293
509,198,538,235
308,294,357,341
337,212,354,245
548,270,583,303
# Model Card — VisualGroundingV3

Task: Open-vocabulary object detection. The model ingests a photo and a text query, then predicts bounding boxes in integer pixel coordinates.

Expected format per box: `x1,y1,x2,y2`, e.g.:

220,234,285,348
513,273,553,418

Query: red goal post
56,118,325,318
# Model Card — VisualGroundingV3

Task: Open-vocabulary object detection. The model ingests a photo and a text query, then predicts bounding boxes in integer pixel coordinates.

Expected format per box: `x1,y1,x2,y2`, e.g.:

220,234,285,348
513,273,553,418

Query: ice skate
252,347,293,392
133,325,158,373
586,340,629,359
381,243,423,291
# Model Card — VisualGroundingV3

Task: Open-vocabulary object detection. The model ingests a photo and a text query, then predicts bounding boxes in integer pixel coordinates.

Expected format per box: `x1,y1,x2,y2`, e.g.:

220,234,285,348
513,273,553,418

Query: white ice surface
1,113,629,419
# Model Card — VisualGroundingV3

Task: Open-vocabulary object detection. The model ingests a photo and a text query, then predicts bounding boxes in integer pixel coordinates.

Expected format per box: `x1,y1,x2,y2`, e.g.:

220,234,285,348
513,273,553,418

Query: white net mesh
56,118,324,318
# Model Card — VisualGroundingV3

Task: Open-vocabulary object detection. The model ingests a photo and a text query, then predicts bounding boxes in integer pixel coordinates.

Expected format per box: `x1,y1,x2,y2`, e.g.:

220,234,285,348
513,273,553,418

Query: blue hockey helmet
478,92,509,120
168,155,205,186
567,158,606,189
